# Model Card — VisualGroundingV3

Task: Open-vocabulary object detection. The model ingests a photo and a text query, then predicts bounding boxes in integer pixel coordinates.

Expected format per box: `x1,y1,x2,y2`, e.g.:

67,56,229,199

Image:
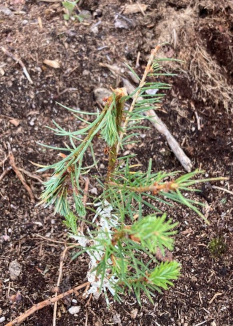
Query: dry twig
34,234,66,244
212,185,233,196
122,78,192,172
0,154,8,167
0,166,12,182
18,167,43,183
52,244,77,326
8,151,35,203
5,282,90,326
1,47,33,84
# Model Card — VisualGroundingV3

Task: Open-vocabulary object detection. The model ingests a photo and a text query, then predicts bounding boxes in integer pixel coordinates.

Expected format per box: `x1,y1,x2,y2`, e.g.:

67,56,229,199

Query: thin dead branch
1,47,33,84
0,166,12,182
122,78,192,172
0,154,8,167
145,108,192,172
5,282,90,326
53,244,77,326
8,151,35,203
34,234,66,244
212,185,233,196
18,167,43,183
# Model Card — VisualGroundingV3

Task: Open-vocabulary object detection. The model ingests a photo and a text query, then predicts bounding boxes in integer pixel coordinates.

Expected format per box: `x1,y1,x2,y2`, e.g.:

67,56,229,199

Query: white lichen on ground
71,200,119,302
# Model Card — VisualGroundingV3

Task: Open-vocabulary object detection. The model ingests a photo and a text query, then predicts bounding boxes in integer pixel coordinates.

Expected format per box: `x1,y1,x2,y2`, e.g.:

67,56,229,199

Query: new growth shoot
38,45,225,303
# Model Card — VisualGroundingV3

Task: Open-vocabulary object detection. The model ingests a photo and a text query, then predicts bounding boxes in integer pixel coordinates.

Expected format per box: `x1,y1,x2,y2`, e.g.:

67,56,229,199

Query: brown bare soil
0,0,232,325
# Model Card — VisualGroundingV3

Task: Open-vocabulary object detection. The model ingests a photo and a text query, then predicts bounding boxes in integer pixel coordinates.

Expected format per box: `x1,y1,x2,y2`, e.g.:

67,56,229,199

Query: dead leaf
155,248,173,262
43,59,60,69
9,119,20,127
123,4,148,15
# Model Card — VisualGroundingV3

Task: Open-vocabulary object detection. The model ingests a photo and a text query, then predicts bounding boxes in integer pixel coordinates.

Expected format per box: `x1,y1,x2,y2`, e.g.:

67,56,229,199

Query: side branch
116,45,161,154
109,180,179,195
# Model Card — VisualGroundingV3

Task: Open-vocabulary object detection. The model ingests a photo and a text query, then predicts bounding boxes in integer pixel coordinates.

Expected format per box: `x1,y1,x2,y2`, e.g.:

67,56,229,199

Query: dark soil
0,0,233,325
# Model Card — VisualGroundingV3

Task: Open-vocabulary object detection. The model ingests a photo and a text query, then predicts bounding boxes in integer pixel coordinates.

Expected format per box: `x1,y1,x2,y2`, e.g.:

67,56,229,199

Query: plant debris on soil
0,0,233,325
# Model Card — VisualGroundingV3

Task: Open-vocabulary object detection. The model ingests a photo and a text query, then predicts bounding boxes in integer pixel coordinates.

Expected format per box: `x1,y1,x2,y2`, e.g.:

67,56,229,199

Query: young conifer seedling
38,46,224,304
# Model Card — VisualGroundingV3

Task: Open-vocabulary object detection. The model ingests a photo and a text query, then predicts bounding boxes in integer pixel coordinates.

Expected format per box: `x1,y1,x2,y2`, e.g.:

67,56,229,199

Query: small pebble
82,70,89,76
0,6,12,16
90,25,99,34
9,260,22,280
0,316,6,323
68,306,81,315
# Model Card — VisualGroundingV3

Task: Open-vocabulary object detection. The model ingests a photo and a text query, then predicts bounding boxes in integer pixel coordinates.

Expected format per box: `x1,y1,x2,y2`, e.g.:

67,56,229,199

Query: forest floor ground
0,0,233,325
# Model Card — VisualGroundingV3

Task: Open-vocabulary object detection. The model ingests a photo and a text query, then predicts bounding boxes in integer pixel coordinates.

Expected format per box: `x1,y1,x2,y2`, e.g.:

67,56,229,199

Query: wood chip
38,16,43,29
123,4,148,15
9,119,20,127
209,292,223,304
43,59,60,69
0,67,4,75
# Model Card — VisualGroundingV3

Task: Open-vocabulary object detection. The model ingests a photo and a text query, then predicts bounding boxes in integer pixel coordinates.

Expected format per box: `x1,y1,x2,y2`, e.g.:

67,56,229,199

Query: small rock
9,260,22,280
68,306,81,315
29,117,36,126
90,187,98,195
94,87,112,105
90,24,99,34
0,6,13,16
0,316,6,323
82,69,89,76
78,10,92,21
114,14,135,29
2,234,10,241
115,17,129,29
